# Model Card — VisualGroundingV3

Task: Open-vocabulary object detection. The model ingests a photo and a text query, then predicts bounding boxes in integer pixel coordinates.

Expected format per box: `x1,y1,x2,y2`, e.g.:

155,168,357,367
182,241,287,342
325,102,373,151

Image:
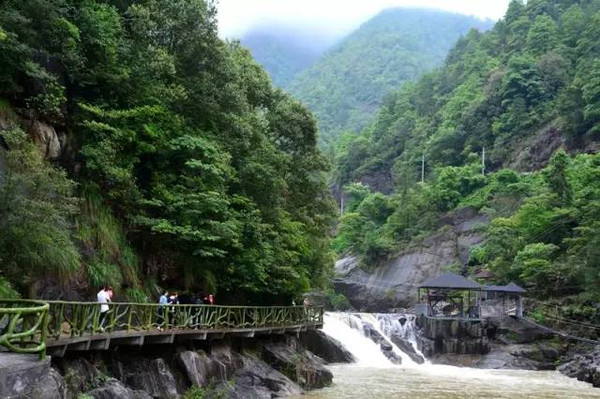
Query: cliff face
334,207,487,312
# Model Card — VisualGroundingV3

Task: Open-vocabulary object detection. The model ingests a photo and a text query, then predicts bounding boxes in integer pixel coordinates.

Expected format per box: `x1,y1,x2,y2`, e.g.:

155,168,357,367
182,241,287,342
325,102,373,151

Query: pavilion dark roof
484,282,526,293
420,272,481,290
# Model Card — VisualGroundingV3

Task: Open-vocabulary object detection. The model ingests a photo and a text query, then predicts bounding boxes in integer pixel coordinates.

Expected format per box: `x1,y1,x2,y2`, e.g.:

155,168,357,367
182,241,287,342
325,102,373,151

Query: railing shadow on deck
1,299,324,359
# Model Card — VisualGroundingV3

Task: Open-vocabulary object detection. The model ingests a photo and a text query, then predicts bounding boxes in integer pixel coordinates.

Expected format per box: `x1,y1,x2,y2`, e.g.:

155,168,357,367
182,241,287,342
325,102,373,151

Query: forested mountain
334,0,600,318
288,8,493,145
0,0,335,303
240,26,333,88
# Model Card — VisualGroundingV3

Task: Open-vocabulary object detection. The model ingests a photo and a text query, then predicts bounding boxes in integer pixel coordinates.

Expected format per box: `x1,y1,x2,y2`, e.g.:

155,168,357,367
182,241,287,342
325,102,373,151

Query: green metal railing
0,299,323,359
0,300,49,359
45,301,324,339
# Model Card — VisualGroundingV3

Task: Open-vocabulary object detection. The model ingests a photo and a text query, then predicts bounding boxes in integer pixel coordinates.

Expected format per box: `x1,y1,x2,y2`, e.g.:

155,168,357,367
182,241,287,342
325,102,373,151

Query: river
301,364,600,398
294,312,600,398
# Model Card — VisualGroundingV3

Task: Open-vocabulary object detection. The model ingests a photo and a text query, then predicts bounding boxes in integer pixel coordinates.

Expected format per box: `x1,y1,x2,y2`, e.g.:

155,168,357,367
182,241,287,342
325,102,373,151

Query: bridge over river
0,299,324,359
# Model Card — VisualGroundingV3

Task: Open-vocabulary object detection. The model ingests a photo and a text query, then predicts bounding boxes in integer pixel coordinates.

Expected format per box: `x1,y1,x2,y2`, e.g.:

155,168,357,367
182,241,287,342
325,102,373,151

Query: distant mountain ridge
240,26,335,88
286,8,493,145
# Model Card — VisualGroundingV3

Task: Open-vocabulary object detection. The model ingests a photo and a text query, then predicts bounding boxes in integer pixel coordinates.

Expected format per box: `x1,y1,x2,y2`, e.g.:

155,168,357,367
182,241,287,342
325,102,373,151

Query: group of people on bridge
96,285,215,332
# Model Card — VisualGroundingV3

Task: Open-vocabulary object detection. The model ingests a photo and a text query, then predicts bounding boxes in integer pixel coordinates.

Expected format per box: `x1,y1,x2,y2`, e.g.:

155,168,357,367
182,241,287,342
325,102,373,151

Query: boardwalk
0,300,324,359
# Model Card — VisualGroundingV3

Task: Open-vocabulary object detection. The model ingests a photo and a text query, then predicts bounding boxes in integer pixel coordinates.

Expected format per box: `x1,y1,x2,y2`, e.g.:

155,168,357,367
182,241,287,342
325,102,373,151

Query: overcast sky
217,0,511,40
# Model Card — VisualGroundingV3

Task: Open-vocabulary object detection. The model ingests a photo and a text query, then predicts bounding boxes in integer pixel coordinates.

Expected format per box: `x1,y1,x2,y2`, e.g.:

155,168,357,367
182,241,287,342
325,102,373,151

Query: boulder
26,120,62,159
430,345,555,370
262,342,333,389
558,346,600,387
175,350,223,387
55,357,104,394
473,349,554,370
27,367,68,399
492,317,554,344
299,329,355,363
215,353,303,399
0,353,58,398
115,356,181,398
87,378,153,399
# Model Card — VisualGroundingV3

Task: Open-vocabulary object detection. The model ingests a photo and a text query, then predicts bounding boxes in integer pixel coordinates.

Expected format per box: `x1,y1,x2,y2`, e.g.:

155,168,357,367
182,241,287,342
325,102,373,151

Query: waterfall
322,313,392,366
323,312,426,367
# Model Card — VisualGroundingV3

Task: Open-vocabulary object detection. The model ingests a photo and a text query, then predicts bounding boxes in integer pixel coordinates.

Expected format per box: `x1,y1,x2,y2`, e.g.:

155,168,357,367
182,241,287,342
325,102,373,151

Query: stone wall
415,316,490,358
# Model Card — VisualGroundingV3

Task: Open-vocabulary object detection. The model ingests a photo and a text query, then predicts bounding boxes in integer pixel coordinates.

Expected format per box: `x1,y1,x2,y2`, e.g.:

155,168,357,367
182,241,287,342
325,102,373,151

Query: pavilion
481,282,526,317
417,272,482,319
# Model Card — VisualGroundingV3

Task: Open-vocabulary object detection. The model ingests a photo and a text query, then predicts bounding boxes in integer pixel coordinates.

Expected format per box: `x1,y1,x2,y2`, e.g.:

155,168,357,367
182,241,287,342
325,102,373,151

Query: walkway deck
0,300,324,359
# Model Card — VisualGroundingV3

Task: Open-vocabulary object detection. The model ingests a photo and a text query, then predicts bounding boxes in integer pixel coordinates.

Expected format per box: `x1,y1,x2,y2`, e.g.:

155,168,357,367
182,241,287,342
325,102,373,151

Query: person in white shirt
97,286,111,332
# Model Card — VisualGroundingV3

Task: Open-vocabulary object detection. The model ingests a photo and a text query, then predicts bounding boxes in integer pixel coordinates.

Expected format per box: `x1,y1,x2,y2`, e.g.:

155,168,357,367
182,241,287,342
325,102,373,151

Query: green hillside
288,8,493,145
334,0,600,318
0,0,334,303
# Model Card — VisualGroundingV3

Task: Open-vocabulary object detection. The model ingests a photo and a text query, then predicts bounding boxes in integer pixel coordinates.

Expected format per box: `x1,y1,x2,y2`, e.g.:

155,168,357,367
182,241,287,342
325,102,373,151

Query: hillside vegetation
288,8,492,145
0,0,335,303
334,0,600,320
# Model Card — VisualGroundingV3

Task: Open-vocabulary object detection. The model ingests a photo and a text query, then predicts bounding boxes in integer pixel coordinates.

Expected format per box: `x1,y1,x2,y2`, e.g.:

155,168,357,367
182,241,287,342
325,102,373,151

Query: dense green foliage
0,0,335,302
334,0,600,308
0,127,79,297
288,9,492,146
335,0,600,187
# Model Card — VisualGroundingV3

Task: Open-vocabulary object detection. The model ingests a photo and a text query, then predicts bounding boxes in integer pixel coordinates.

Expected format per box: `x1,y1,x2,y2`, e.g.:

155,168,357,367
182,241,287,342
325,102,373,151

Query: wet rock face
558,346,600,387
389,334,424,364
299,329,355,363
334,207,487,312
379,342,402,364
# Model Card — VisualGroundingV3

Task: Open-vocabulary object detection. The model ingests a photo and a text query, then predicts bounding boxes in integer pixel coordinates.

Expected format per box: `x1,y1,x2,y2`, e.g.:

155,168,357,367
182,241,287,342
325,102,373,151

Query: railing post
40,305,48,360
127,305,133,332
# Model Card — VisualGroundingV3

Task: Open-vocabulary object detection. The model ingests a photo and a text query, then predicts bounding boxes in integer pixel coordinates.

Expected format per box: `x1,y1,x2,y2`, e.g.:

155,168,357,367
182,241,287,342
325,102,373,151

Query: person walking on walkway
157,291,168,331
96,285,111,332
168,292,179,327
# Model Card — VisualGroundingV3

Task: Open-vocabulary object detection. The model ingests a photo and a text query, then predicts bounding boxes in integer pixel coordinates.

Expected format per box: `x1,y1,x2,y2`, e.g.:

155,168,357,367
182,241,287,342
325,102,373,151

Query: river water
293,313,600,399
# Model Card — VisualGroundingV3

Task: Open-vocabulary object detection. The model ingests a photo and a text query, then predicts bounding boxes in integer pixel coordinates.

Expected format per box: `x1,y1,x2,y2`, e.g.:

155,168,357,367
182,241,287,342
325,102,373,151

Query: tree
0,129,80,296
581,59,600,135
526,15,559,56
544,150,572,205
